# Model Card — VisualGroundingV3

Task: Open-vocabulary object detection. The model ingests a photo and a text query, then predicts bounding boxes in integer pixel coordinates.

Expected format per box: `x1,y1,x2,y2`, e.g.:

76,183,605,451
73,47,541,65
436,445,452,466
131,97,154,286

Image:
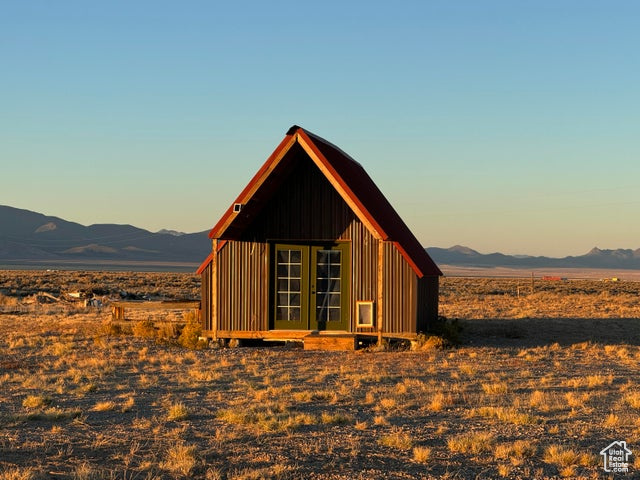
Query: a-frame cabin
197,126,442,347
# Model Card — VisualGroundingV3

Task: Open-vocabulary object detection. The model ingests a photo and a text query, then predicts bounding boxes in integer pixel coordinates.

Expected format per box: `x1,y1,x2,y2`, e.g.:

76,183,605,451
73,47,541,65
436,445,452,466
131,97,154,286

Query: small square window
356,301,374,327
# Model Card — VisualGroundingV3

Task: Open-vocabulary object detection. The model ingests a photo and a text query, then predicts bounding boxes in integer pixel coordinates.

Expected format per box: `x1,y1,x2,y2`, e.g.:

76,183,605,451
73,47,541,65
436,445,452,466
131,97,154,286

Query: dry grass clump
227,464,294,480
373,415,389,426
427,392,455,412
22,394,52,409
602,412,620,427
187,366,222,383
543,444,595,477
412,446,432,463
0,468,40,480
412,334,448,350
457,363,475,377
24,407,82,422
132,319,156,338
624,391,640,409
92,401,117,412
121,396,135,412
564,391,592,408
586,374,614,387
526,390,565,412
481,381,508,395
161,442,198,475
354,420,368,430
177,311,207,349
448,432,495,455
378,397,397,410
99,321,122,336
494,439,537,463
72,462,98,480
378,429,414,450
126,313,206,350
565,375,600,389
470,406,536,425
167,402,190,421
320,411,352,425
51,340,73,356
216,406,316,433
496,464,512,477
528,390,548,409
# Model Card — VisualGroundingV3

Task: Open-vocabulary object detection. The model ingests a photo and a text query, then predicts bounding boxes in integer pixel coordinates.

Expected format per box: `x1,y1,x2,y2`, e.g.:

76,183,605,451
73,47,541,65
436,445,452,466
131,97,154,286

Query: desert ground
2,270,640,479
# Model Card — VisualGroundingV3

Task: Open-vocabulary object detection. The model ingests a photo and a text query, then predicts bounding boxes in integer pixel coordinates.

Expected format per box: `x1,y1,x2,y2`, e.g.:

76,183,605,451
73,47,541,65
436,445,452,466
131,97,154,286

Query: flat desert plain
2,271,640,479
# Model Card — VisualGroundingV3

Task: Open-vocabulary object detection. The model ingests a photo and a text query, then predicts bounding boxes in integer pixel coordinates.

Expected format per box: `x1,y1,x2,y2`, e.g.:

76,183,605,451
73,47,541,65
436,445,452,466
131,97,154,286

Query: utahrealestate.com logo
600,441,632,473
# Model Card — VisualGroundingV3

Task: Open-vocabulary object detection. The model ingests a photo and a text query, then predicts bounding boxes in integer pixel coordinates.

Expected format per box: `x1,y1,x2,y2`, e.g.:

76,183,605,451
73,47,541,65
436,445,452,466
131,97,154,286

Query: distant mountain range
0,205,210,267
426,245,640,270
1,205,639,271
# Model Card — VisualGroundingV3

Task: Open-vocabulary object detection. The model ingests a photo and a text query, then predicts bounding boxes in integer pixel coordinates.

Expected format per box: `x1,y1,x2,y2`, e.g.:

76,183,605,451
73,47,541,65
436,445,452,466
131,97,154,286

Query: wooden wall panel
351,222,378,334
200,262,212,331
382,242,417,334
216,241,269,332
416,276,439,332
241,151,356,242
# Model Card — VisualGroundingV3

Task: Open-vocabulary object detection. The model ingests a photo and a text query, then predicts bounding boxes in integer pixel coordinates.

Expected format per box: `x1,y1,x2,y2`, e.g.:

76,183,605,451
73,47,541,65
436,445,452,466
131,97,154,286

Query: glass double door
273,243,349,331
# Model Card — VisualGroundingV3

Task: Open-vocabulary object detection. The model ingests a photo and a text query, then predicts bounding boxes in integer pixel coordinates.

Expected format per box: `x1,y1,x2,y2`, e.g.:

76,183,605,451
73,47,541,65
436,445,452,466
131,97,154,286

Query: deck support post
211,239,219,341
111,306,125,321
377,240,384,346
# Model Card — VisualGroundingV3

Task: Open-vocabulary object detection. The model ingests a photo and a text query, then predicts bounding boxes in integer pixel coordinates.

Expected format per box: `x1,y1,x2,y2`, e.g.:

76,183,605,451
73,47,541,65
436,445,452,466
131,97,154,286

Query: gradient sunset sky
2,1,639,257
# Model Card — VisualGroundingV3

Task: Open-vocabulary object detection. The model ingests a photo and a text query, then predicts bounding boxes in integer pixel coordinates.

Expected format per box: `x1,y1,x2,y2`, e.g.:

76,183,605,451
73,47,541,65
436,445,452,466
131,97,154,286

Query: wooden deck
203,329,418,340
303,333,356,351
111,300,200,321
200,329,418,350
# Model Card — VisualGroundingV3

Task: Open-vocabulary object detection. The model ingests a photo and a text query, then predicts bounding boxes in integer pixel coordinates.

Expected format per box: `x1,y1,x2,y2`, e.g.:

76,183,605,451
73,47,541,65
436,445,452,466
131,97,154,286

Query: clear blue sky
2,1,638,257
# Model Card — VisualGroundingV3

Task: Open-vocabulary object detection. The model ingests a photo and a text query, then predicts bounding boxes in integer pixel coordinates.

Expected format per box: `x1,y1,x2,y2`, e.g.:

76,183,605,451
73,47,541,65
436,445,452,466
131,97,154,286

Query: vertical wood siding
351,222,378,334
241,147,355,241
216,241,269,332
382,241,417,334
416,276,439,332
200,262,212,331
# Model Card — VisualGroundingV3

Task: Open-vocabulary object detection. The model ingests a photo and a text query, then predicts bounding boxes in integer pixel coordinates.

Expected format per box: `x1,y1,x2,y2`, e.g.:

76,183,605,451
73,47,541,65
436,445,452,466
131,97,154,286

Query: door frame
309,244,350,331
271,244,309,331
270,241,350,331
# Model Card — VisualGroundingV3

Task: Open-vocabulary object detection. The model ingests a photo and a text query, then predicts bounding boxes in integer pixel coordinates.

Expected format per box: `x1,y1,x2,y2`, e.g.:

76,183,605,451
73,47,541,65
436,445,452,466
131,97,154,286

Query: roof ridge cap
286,125,301,135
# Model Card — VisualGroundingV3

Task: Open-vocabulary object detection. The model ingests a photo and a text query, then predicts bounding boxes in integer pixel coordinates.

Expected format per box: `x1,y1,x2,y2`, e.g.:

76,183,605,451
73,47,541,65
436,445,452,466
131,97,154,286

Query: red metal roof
201,126,442,277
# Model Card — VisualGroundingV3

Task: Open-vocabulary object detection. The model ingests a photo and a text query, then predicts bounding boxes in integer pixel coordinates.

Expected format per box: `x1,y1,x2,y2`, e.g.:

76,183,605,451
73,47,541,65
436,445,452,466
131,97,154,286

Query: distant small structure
197,126,442,349
84,297,103,308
